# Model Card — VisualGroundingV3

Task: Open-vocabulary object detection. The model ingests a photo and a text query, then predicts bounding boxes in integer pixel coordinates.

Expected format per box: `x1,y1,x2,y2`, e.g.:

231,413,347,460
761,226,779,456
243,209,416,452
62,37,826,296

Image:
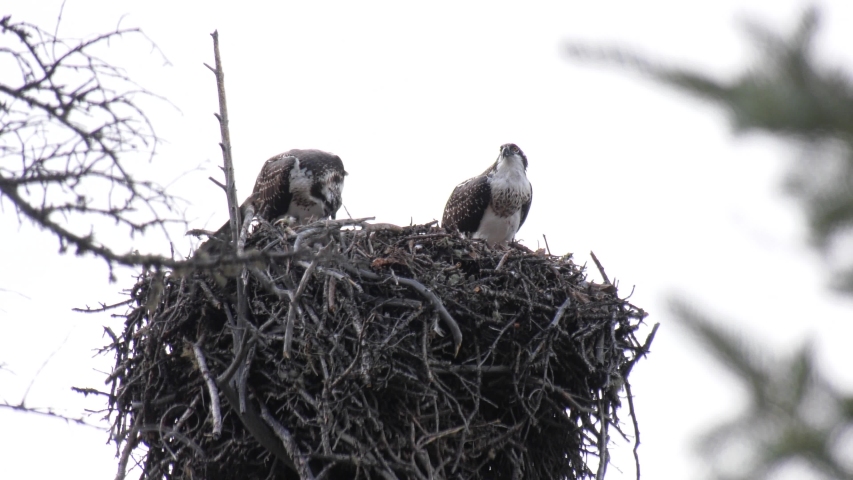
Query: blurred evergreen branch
568,7,853,480
671,300,852,480
567,7,853,292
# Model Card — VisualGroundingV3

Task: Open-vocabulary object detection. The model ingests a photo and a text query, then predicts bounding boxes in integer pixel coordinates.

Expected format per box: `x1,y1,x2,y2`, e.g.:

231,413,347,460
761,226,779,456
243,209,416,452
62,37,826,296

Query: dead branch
0,15,187,274
191,338,223,438
208,30,241,250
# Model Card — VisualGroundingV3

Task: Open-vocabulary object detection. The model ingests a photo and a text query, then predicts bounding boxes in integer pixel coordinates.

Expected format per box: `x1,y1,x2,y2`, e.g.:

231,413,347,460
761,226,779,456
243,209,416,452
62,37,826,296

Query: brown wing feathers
518,185,532,229
252,154,295,221
441,176,491,234
196,154,293,255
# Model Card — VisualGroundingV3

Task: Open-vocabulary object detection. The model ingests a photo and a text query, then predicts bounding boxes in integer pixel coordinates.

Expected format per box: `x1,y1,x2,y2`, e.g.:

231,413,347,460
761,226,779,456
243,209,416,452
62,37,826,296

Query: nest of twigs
105,219,652,480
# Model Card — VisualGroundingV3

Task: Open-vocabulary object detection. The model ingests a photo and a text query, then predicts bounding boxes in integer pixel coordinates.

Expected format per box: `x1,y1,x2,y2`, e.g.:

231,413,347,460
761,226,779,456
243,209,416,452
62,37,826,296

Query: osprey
441,143,532,245
198,149,346,253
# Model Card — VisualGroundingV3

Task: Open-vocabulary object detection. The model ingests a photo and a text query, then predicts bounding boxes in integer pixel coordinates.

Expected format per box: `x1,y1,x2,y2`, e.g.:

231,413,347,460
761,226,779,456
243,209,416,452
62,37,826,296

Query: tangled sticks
106,220,652,480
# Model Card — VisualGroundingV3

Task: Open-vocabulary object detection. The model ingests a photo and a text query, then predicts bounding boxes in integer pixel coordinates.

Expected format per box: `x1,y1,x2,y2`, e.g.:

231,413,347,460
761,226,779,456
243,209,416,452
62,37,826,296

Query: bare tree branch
0,15,185,274
0,401,104,429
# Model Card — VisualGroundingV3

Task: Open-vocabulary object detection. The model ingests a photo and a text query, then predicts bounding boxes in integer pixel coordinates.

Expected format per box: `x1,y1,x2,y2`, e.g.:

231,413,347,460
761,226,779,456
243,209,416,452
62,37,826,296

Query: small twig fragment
191,339,223,438
590,250,611,285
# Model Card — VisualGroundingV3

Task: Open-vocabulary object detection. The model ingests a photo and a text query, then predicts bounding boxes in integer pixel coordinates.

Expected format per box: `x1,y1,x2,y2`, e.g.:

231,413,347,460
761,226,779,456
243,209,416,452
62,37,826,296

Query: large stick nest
105,220,651,480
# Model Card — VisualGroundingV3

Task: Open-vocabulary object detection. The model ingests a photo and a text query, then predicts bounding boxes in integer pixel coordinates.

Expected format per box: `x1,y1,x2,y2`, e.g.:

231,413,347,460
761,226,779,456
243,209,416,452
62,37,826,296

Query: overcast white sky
2,1,853,479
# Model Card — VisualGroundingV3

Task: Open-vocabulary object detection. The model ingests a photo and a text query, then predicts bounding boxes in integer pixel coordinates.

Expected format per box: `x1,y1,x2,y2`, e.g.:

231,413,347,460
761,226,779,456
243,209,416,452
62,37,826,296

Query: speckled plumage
198,149,346,253
442,144,532,245
252,149,346,223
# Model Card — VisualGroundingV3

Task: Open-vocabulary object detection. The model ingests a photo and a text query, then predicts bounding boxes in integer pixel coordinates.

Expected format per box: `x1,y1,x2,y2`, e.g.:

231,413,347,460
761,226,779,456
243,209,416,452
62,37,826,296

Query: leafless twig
191,339,222,438
589,251,611,285
0,15,186,276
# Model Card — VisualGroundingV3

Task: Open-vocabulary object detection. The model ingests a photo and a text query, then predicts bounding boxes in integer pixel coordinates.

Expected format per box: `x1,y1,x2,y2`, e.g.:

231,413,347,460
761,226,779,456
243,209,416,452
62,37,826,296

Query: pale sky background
2,1,853,479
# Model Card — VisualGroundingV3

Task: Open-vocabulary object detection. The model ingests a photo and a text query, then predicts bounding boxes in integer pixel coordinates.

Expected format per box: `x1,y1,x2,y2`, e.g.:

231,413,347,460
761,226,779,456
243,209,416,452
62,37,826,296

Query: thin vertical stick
596,400,610,480
208,30,240,246
192,340,223,437
206,30,250,344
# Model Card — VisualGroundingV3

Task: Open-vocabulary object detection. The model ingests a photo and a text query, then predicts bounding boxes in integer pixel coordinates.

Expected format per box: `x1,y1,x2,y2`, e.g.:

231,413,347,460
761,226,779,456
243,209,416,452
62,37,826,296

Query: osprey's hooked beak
499,143,522,158
497,143,527,168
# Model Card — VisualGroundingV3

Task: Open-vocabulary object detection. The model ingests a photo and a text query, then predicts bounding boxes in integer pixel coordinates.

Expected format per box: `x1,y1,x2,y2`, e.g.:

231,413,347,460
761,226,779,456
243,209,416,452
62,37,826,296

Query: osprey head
499,143,528,169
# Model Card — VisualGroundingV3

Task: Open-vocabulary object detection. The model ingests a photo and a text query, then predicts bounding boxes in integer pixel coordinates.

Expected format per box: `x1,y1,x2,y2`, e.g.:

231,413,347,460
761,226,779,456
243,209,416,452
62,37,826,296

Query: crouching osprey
197,148,346,253
441,143,532,245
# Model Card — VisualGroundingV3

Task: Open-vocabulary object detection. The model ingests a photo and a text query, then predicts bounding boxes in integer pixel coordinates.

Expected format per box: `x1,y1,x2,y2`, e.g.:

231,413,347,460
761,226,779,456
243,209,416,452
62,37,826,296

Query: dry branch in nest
104,219,652,480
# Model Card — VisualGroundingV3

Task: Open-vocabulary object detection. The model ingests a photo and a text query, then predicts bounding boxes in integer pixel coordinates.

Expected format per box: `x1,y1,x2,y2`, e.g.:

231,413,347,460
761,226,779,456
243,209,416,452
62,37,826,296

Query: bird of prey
198,149,346,253
441,143,532,246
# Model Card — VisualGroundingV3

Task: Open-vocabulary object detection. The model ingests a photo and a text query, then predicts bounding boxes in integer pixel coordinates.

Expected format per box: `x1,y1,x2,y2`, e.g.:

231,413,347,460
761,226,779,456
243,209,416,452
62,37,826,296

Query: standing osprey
198,149,346,253
441,143,532,245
